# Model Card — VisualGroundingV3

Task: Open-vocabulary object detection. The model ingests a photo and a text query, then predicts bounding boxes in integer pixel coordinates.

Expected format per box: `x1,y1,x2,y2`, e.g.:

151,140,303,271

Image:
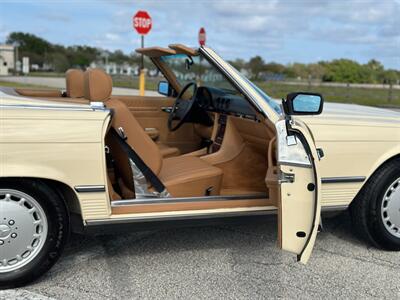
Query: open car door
275,118,321,263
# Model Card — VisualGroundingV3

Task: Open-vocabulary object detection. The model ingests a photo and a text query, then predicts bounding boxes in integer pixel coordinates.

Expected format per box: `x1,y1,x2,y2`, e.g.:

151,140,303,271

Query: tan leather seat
157,143,180,158
84,68,222,199
77,67,177,158
65,69,85,98
159,156,222,197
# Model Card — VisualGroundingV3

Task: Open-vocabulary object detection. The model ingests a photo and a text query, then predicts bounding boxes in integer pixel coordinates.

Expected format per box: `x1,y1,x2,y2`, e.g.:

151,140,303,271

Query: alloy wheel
0,189,48,273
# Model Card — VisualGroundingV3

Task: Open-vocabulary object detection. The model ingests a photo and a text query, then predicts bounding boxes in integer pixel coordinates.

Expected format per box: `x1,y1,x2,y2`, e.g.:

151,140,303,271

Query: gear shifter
201,138,214,154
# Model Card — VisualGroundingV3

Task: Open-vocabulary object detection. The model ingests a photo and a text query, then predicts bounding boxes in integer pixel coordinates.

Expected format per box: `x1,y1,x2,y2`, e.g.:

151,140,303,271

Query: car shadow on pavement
64,211,363,257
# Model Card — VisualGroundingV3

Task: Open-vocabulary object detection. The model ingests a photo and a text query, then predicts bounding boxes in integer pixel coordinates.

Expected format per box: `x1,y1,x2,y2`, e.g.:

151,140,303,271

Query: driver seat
84,68,222,199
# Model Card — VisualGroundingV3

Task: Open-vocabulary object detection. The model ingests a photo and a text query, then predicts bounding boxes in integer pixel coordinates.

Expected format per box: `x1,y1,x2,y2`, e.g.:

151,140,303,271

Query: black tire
0,180,70,289
350,158,400,250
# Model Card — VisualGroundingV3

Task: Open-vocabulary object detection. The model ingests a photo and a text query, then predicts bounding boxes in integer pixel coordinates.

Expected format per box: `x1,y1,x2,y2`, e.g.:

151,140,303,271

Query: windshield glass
160,54,241,95
160,51,282,115
246,79,282,114
220,60,282,115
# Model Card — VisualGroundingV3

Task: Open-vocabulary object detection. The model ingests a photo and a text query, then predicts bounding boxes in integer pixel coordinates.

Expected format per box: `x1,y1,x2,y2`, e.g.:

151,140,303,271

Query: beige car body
1,46,400,263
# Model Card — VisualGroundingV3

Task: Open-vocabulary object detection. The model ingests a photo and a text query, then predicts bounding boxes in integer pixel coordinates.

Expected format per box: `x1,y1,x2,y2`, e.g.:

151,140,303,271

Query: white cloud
3,0,399,68
105,33,120,41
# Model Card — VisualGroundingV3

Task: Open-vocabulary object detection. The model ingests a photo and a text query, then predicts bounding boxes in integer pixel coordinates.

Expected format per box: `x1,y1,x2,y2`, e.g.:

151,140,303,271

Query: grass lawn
112,76,159,91
0,80,54,89
1,78,399,108
28,72,65,78
112,75,400,107
257,81,400,107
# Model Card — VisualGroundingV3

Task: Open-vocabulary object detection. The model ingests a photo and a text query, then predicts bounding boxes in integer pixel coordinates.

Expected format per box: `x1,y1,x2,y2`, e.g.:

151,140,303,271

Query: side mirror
158,81,171,96
282,92,324,116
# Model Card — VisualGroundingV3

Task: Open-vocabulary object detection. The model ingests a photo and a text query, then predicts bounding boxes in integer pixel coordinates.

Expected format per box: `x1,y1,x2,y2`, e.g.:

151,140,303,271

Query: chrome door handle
161,106,173,113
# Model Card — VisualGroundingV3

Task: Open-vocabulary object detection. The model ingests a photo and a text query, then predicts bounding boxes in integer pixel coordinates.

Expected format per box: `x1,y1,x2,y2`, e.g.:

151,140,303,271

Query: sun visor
135,47,176,57
168,44,198,56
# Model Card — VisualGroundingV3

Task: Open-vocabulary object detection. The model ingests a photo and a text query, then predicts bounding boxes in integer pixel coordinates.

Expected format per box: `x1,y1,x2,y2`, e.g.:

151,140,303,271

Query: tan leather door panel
110,95,202,154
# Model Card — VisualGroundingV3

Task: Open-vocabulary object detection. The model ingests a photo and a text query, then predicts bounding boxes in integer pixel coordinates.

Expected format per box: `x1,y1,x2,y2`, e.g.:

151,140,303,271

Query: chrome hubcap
381,177,400,239
0,189,48,273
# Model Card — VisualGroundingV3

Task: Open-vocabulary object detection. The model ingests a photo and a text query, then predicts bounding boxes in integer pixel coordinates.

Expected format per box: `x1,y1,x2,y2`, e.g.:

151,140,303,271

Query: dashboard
196,86,256,119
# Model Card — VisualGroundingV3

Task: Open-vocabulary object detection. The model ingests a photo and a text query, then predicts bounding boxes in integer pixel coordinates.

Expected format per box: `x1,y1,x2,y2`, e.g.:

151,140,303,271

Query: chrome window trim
275,119,312,167
199,47,263,114
111,193,268,206
199,46,280,123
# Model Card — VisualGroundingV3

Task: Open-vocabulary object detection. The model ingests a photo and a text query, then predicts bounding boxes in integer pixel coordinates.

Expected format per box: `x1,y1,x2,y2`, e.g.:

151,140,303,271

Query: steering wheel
168,82,198,131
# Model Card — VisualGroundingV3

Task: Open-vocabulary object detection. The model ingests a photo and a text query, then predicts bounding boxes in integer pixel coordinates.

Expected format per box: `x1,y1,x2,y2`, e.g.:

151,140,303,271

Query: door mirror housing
158,81,172,96
282,92,324,116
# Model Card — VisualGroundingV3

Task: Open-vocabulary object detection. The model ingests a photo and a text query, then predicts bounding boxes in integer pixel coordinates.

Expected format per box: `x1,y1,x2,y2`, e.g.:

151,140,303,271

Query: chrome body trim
321,176,366,184
86,209,276,226
90,101,106,110
320,204,349,212
111,193,268,206
278,162,312,169
0,103,110,112
86,204,349,227
0,103,92,111
74,185,106,193
276,119,312,167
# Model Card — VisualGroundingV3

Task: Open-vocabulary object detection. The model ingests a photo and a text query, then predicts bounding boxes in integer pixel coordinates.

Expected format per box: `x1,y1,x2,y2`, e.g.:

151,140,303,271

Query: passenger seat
77,68,179,158
84,68,223,199
65,69,85,98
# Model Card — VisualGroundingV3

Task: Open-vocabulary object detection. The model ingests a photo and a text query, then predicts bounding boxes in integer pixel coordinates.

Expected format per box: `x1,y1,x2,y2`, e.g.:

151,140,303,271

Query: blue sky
0,0,399,69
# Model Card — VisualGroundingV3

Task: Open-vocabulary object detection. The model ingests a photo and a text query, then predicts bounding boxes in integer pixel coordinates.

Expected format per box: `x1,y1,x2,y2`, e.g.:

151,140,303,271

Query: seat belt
109,127,167,194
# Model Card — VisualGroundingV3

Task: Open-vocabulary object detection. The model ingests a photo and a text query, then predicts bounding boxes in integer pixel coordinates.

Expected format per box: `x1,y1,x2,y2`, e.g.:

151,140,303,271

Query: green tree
381,70,399,84
247,56,265,80
308,63,325,80
264,62,285,74
323,59,366,83
50,52,70,72
286,63,308,79
6,32,52,65
229,58,246,70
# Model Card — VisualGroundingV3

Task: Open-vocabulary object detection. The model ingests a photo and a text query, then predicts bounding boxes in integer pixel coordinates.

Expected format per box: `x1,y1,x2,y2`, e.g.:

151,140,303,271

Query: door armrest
145,128,160,140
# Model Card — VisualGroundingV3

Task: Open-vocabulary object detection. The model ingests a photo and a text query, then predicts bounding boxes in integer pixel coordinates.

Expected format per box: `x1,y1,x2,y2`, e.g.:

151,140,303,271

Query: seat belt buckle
117,127,128,140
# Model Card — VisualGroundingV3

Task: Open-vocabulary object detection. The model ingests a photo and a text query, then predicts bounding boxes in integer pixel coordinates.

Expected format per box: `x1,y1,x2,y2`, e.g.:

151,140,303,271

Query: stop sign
133,11,152,35
198,27,206,46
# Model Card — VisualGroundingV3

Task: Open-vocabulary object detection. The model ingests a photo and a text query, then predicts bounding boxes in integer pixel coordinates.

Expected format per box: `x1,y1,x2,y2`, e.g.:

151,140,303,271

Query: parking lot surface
2,212,399,299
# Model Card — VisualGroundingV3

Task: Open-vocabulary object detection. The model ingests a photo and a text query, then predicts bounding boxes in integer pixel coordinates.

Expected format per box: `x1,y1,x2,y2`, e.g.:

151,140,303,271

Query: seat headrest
65,69,84,98
84,68,113,102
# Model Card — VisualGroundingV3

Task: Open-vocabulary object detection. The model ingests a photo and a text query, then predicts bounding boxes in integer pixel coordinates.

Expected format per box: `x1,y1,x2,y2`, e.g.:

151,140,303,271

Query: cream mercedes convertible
1,44,399,287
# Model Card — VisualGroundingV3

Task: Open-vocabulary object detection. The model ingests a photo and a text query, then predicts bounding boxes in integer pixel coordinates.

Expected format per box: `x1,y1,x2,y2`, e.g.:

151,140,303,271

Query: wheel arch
353,153,400,204
366,153,400,184
0,177,83,227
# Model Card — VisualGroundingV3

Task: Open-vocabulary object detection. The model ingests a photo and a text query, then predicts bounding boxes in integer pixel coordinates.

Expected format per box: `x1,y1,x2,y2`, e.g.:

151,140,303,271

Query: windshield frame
199,46,280,123
159,53,240,95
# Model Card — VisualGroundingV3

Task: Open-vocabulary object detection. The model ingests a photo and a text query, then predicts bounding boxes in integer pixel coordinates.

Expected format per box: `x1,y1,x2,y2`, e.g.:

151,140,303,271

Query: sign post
133,10,152,96
22,57,29,74
197,28,206,85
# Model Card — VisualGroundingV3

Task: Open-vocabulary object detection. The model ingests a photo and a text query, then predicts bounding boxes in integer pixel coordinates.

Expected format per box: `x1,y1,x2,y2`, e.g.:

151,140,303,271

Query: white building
89,61,140,76
0,44,15,75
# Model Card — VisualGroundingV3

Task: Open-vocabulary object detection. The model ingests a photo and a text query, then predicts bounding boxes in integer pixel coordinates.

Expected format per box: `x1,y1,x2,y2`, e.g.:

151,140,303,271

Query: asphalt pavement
1,212,399,300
